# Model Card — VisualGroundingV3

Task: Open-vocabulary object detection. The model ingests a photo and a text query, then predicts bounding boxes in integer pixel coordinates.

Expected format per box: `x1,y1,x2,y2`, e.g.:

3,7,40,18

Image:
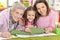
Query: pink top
27,21,33,25
37,9,56,31
0,8,10,32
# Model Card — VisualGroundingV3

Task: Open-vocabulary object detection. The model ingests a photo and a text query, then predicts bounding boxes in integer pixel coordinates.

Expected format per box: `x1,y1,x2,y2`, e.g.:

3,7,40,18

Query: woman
34,0,56,33
0,2,25,38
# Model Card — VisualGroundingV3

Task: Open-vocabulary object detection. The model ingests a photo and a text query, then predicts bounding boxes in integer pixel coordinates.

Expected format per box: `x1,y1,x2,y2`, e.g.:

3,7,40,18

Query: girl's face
12,9,24,21
36,3,47,16
27,10,35,22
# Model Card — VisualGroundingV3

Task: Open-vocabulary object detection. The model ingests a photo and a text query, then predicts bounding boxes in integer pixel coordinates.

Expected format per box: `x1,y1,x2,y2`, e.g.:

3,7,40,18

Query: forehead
27,10,35,15
36,3,46,8
15,9,24,13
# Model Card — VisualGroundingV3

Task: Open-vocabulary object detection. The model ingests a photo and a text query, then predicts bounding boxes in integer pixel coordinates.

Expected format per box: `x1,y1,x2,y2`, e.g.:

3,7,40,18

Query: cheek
20,14,23,18
37,9,40,13
19,16,22,18
15,14,18,18
37,10,39,12
27,16,30,19
33,16,35,19
14,14,17,17
38,10,41,14
43,7,47,12
43,8,46,11
14,14,20,19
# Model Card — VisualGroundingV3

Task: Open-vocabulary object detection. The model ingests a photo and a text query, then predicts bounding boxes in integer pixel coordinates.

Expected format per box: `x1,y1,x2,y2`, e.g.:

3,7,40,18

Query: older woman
0,2,25,38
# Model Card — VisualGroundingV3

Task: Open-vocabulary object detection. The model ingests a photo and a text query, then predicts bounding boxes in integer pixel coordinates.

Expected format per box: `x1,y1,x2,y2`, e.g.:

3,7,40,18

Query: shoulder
49,8,56,16
0,8,10,18
48,8,56,21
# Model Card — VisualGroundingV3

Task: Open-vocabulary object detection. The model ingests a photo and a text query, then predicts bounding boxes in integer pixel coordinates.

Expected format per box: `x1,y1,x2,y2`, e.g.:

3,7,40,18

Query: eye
20,14,23,16
37,8,40,10
42,6,44,8
16,12,19,14
32,15,35,16
28,15,31,16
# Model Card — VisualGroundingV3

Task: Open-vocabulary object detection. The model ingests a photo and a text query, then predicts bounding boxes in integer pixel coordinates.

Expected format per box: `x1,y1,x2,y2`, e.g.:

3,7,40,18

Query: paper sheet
0,33,56,39
16,33,56,38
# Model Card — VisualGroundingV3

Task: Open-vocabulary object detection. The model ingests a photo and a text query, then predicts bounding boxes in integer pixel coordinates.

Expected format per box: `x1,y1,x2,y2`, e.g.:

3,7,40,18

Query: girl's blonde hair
11,1,25,12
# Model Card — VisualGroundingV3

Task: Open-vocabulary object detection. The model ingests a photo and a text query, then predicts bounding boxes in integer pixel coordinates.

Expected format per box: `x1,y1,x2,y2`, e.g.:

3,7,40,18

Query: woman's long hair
34,0,50,19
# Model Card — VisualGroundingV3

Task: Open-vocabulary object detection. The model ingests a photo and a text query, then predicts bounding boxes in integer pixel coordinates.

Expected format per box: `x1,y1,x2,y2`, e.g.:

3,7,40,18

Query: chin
29,20,33,22
15,20,18,22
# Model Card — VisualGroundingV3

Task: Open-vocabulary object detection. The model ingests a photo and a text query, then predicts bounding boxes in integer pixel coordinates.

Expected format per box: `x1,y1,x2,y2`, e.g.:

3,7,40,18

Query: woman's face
12,9,24,21
27,10,35,22
36,3,47,16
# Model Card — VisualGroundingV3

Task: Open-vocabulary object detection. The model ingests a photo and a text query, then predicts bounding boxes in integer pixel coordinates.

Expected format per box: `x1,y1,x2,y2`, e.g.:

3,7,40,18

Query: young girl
34,0,56,33
23,6,37,32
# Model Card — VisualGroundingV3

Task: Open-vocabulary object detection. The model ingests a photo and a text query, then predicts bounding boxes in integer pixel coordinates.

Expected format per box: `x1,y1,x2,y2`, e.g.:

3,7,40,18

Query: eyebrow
37,8,40,9
16,12,19,13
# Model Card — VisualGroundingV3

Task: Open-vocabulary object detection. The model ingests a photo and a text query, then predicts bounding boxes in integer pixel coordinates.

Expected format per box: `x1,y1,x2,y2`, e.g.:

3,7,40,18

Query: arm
0,14,4,29
0,10,11,38
45,9,56,33
49,9,56,31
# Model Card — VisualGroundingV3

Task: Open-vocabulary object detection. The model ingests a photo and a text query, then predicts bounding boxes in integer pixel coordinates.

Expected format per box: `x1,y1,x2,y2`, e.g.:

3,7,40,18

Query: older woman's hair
11,2,25,12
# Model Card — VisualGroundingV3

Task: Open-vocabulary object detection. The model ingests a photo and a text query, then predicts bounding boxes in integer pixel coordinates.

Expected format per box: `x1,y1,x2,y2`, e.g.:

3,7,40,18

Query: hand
19,19,23,25
28,25,34,28
25,28,31,33
26,25,34,28
45,27,52,33
1,32,11,38
16,29,20,31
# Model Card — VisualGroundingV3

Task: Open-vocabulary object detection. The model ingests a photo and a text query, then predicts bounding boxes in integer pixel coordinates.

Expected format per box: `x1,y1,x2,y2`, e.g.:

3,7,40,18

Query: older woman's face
36,3,47,16
12,9,24,21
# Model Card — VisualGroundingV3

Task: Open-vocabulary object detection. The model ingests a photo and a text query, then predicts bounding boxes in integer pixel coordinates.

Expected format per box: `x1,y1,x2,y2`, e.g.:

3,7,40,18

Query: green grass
9,35,60,40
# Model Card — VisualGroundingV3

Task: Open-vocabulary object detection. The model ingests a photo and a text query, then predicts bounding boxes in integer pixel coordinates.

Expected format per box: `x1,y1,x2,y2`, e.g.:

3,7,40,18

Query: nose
30,16,33,19
40,8,42,12
17,16,20,18
39,8,43,14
